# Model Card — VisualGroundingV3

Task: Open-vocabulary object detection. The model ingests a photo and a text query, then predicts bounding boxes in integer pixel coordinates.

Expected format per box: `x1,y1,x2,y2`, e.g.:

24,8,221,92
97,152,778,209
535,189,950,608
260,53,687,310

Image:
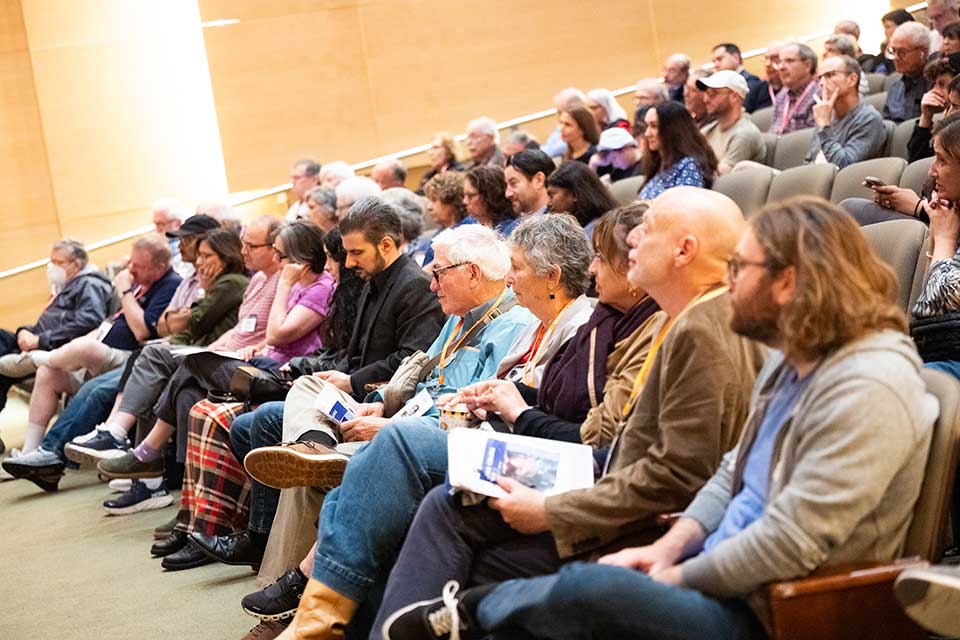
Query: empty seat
762,132,778,166
711,166,774,218
750,106,774,133
884,72,902,91
767,164,838,203
829,157,908,203
608,175,645,206
772,128,816,170
865,72,887,94
899,156,933,196
886,118,917,160
865,91,888,113
861,219,930,315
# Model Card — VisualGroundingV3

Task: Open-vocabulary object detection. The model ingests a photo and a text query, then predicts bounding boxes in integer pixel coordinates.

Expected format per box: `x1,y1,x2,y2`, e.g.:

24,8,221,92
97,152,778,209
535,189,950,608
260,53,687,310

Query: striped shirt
208,270,281,351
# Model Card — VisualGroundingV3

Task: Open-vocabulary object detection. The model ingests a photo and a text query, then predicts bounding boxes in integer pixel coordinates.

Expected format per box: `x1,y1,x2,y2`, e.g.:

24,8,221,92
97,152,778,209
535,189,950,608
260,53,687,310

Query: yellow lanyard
437,287,508,385
521,298,576,386
620,285,728,418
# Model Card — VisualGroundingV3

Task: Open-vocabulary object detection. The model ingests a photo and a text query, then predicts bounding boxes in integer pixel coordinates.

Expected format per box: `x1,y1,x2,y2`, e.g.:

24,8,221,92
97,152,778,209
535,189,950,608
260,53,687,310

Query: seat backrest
884,72,902,91
865,72,886,94
712,166,774,218
608,175,645,207
762,132,778,166
766,164,837,203
751,106,774,133
860,218,930,315
899,156,933,196
887,118,917,160
865,91,888,113
829,157,908,203
903,369,960,562
772,128,816,170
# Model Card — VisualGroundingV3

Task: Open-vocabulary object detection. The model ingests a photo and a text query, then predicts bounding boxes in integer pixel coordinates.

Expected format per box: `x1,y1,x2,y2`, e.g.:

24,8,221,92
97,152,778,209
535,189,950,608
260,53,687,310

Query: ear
533,172,546,190
770,265,797,306
379,235,396,253
546,265,563,291
674,235,700,269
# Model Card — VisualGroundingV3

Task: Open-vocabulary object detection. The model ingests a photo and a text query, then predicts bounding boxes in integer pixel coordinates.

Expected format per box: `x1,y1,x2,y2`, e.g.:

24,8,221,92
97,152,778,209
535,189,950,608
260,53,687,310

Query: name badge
95,320,113,342
239,315,257,334
395,388,434,419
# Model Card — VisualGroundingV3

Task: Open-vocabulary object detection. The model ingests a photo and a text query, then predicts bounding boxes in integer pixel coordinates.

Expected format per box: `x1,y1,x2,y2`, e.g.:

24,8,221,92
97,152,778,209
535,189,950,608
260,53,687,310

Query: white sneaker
108,478,132,492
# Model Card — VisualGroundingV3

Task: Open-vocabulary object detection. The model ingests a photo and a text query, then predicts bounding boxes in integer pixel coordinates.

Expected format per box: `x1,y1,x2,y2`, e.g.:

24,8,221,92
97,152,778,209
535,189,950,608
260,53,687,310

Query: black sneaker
64,429,130,466
102,479,173,515
1,447,65,492
241,567,308,621
381,581,482,640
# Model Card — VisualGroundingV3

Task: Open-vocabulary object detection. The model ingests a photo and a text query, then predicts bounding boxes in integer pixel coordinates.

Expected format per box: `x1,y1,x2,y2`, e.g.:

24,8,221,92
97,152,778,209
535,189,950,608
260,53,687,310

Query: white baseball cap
597,127,638,151
696,70,749,99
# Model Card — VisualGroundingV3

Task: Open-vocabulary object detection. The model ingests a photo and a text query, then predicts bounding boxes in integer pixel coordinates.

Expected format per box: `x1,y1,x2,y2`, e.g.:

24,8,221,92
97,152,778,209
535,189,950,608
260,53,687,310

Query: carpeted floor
0,405,259,640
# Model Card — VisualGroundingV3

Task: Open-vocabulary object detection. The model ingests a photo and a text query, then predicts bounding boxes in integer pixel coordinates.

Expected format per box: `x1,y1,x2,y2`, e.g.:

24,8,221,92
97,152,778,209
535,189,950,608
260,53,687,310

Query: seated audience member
242,214,597,638
586,88,631,131
93,222,335,482
152,199,192,278
942,21,960,56
545,161,619,237
387,197,936,640
834,19,864,56
806,55,886,167
370,159,406,190
465,116,503,168
318,161,354,190
592,127,643,184
463,165,520,237
285,159,321,222
304,186,338,233
155,215,222,339
770,42,820,135
896,563,960,637
684,69,714,126
560,106,601,164
662,53,691,103
823,33,870,95
0,240,113,415
420,173,474,268
633,79,669,133
908,61,960,162
541,87,588,158
928,0,960,55
698,70,766,174
870,9,917,75
334,176,381,221
744,42,784,113
501,130,540,157
638,102,718,199
416,132,465,194
712,42,761,92
885,22,933,122
504,149,555,218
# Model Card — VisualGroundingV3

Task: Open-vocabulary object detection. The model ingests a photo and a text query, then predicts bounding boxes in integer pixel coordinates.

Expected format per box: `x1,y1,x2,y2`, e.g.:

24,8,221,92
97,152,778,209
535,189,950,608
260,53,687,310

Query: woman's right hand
280,263,306,285
872,184,921,215
927,195,960,259
920,89,947,126
237,346,260,361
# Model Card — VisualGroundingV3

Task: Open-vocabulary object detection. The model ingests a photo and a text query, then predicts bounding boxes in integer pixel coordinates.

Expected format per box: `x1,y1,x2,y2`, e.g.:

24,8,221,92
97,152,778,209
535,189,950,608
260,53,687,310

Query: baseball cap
165,214,220,238
696,70,749,99
597,127,638,151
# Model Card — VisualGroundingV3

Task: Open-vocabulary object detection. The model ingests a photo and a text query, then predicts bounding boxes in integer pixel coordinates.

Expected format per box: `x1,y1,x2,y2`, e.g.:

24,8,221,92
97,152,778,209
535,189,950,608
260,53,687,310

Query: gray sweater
680,330,937,624
805,101,887,168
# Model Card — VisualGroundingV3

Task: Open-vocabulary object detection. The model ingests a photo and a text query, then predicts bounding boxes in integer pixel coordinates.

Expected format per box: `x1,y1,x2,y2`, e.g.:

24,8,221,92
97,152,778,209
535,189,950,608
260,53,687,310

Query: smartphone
862,176,885,189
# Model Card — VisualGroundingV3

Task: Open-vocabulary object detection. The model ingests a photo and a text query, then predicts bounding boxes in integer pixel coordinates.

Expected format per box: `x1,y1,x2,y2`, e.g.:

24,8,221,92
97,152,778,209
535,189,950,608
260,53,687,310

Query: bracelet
914,200,924,217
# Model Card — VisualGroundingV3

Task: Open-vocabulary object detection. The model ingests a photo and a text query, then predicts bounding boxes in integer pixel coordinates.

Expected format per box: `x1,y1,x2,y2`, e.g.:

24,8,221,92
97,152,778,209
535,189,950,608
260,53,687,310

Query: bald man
370,159,407,190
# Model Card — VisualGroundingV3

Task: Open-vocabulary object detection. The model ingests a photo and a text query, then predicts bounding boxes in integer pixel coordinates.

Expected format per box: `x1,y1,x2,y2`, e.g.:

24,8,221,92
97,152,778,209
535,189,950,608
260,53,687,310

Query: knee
550,564,638,612
417,484,454,519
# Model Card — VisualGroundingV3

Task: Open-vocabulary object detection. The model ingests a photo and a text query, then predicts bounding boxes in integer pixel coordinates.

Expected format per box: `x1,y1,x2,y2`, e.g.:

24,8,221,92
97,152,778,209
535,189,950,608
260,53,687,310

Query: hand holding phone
862,176,886,189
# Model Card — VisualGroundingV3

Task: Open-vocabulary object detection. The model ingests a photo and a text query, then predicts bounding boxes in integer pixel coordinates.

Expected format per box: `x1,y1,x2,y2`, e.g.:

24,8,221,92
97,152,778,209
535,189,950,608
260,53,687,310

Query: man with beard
384,197,938,640
503,149,554,218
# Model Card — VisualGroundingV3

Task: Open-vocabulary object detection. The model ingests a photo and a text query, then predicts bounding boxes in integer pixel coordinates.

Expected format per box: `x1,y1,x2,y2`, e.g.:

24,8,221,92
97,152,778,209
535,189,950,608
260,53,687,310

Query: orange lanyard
620,285,728,418
437,288,508,385
521,298,576,386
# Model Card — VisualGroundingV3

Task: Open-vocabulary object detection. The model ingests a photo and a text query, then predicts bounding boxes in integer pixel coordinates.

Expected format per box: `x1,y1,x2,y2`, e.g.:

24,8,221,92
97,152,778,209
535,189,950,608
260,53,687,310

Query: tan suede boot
275,579,359,640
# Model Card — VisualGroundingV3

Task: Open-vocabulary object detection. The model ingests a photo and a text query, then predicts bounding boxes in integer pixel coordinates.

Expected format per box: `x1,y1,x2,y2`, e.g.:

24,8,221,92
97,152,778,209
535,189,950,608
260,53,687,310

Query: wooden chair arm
769,556,927,599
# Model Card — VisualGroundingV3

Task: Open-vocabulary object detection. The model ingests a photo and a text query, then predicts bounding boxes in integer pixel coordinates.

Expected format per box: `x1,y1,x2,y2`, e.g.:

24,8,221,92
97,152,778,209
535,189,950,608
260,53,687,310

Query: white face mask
46,262,67,290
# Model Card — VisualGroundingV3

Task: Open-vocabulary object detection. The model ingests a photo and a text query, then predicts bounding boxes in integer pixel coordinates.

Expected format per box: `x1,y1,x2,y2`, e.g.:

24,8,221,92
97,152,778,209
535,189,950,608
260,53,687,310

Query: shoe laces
426,581,463,640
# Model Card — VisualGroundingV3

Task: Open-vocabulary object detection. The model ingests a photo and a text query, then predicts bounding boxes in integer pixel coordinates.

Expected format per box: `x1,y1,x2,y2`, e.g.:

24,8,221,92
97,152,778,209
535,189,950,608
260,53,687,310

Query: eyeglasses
432,262,468,283
243,241,272,250
887,46,922,57
726,256,774,280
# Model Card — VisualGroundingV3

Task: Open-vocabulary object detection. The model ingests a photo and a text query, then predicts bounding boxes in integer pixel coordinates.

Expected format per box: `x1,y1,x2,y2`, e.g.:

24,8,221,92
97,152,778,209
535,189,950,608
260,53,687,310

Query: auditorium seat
766,164,837,204
829,157,907,203
865,73,887,95
762,132,779,166
772,128,816,170
884,72,903,91
865,91,888,113
750,106,774,133
608,175,645,206
899,157,933,196
886,118,917,160
712,166,773,217
881,119,897,158
861,218,930,314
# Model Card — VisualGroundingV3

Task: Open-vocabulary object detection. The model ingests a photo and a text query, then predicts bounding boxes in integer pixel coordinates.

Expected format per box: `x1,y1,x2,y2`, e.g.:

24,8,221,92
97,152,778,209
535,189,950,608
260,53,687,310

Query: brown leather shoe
240,620,288,640
274,579,358,640
243,442,349,490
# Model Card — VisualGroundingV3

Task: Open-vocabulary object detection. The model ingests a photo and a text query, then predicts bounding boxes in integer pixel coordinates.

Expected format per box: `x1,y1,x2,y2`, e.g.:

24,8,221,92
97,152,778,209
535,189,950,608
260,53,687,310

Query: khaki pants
256,485,326,587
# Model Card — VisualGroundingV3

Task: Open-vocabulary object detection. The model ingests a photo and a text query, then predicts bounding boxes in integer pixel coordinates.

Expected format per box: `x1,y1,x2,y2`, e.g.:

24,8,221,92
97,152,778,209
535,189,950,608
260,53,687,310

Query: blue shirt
495,217,521,239
637,156,705,200
703,366,812,551
103,268,182,351
883,72,929,123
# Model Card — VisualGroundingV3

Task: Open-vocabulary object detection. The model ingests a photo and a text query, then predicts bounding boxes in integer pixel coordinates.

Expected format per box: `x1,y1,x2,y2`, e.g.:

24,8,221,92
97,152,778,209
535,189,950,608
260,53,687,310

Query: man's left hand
315,370,352,393
114,268,134,294
16,330,39,352
340,416,389,442
488,477,550,534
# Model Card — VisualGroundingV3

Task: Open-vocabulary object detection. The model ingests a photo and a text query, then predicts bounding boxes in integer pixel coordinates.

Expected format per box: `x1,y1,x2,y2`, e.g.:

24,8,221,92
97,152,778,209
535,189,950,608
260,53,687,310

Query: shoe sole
243,447,348,490
241,604,297,622
103,494,174,516
64,444,128,467
161,557,215,571
895,569,960,636
96,462,163,480
2,460,65,491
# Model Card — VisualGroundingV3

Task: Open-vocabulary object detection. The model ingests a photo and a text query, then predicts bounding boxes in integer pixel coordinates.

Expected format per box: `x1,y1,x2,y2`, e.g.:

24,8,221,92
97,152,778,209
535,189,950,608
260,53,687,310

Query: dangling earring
629,288,638,297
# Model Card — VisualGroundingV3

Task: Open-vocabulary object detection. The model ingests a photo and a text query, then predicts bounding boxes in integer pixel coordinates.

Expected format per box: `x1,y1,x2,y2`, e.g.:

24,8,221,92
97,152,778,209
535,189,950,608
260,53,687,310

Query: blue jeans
41,367,122,458
229,401,285,535
476,563,765,640
925,360,960,381
312,418,449,603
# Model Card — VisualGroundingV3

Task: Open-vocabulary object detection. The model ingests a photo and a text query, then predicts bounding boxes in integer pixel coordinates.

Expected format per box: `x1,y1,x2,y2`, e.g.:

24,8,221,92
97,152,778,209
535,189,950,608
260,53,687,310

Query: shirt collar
370,253,407,293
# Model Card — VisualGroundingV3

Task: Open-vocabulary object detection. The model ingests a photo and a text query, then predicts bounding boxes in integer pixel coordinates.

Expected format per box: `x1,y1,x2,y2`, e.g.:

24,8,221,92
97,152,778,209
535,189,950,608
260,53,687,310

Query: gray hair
666,53,691,70
509,214,592,298
506,130,539,148
132,235,171,267
831,54,864,84
553,87,587,111
634,78,669,103
152,198,188,222
196,199,236,222
894,22,932,49
336,176,381,206
834,20,860,40
307,186,337,215
467,116,500,144
825,33,857,57
432,224,510,281
51,238,88,268
320,160,355,184
782,42,819,75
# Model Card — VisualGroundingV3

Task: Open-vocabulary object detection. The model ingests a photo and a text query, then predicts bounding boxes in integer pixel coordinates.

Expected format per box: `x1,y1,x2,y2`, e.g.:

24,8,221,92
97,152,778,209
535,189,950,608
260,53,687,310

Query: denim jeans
229,401,285,535
312,419,449,604
41,367,122,458
476,563,766,640
925,360,960,381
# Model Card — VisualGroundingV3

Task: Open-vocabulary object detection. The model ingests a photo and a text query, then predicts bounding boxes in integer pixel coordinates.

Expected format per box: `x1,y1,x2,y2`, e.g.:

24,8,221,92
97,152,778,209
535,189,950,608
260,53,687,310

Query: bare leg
47,337,110,372
143,418,175,450
299,542,316,575
25,365,78,451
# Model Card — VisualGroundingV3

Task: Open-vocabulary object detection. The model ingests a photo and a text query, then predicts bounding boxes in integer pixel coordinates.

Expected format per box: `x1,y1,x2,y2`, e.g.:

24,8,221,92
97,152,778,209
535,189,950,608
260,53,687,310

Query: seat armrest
769,557,927,599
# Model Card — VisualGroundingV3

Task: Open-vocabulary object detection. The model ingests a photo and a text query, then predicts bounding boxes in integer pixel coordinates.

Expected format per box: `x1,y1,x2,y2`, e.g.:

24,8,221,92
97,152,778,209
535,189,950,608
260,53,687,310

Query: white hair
196,199,236,222
894,21,931,49
335,176,381,206
553,87,587,111
634,79,669,102
586,88,629,123
466,116,500,144
152,198,188,221
666,53,691,69
431,224,510,281
320,160,355,184
929,0,959,11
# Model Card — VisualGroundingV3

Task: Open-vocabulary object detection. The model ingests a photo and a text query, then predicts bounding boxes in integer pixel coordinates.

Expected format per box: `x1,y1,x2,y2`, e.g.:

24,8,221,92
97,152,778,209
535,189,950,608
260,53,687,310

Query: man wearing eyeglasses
884,22,933,123
285,159,321,222
769,43,820,135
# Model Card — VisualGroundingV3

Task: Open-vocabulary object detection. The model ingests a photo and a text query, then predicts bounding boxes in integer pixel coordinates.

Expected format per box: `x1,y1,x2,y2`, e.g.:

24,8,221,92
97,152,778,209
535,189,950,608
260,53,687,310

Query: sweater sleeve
512,408,582,443
816,111,886,168
177,275,248,345
906,122,933,163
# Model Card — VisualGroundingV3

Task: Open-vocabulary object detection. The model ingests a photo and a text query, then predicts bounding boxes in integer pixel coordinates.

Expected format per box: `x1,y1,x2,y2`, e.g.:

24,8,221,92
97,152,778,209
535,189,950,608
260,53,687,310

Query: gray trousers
839,197,919,226
118,342,184,418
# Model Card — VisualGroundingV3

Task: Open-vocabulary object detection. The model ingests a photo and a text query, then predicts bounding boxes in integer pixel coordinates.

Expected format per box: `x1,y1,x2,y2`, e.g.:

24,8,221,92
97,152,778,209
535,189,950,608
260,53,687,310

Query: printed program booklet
448,429,595,498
